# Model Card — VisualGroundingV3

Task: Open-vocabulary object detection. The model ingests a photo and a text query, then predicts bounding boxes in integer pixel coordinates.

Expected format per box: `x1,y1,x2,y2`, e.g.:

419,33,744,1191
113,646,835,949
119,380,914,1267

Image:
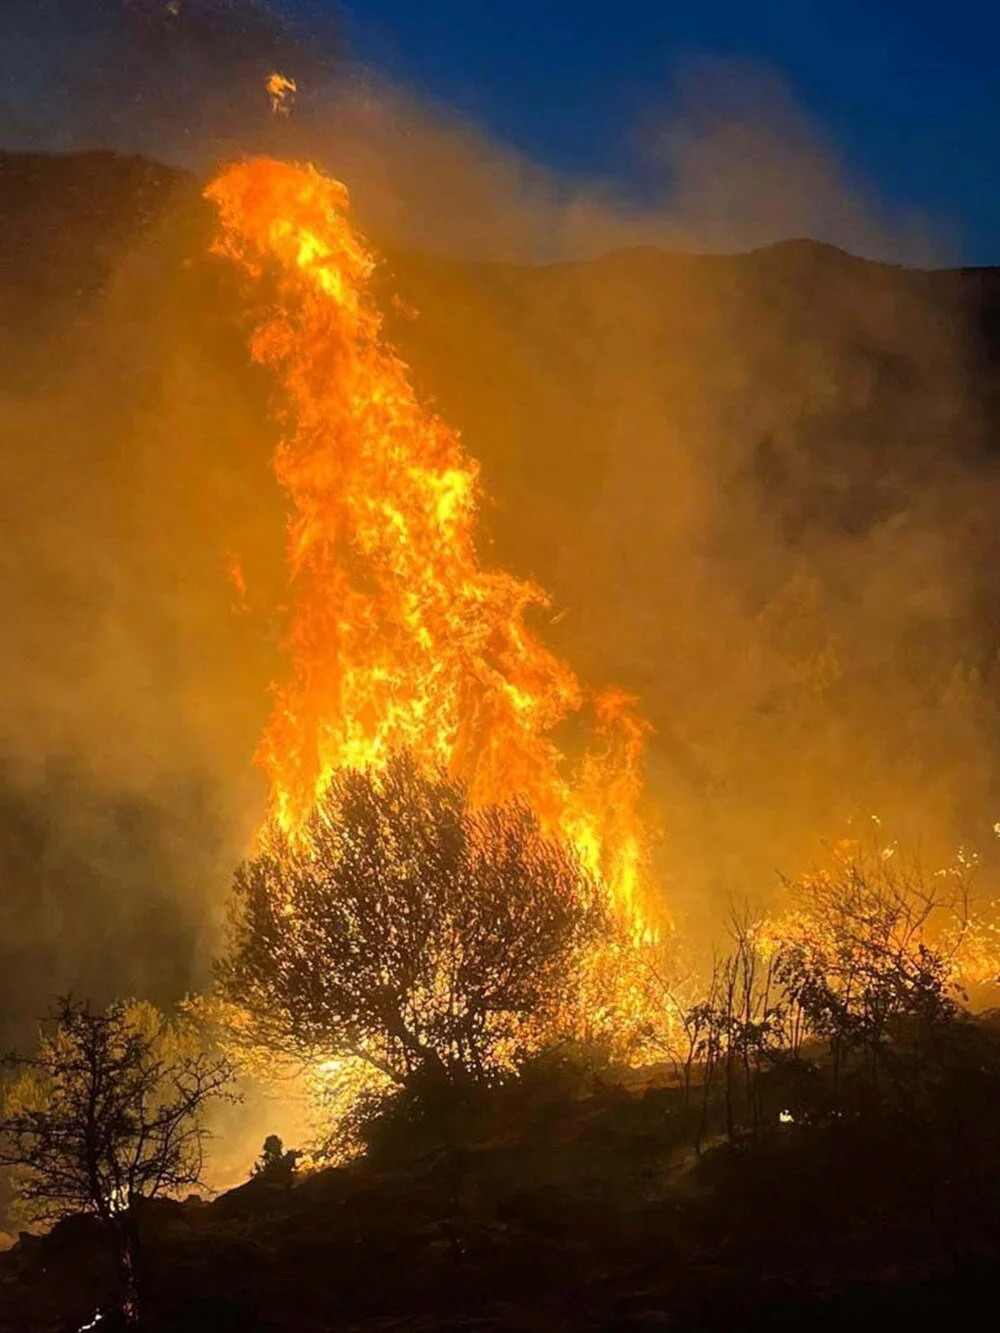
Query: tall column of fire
206,157,654,927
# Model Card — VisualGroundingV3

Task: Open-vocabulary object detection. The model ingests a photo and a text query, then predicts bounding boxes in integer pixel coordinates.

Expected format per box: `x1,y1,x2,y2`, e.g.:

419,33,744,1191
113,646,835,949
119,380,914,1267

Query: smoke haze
1,0,998,1176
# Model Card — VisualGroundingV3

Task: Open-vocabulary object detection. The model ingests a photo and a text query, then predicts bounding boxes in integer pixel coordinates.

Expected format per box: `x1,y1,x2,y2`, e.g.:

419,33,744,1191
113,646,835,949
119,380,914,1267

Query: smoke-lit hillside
2,149,1000,1048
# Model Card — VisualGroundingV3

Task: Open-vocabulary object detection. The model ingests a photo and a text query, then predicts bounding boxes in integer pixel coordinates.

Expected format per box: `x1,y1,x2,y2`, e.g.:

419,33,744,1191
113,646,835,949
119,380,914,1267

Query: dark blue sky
332,0,1000,263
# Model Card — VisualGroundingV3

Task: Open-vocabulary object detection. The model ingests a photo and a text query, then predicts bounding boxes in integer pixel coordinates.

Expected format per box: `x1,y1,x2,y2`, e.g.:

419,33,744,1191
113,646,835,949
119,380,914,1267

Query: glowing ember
266,72,297,116
205,157,655,928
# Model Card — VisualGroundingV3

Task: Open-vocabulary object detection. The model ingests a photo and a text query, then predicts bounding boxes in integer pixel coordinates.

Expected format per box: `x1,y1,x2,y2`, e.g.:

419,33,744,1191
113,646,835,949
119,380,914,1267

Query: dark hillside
0,152,194,384
3,1061,1000,1331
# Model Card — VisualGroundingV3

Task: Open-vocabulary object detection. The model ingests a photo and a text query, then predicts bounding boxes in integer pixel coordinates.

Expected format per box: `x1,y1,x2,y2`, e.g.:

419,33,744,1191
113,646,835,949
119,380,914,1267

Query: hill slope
1,151,1000,1046
3,1070,1000,1331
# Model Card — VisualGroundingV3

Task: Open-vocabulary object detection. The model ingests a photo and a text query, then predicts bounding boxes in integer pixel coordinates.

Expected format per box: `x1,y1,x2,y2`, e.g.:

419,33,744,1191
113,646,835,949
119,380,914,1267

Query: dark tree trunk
112,1210,141,1325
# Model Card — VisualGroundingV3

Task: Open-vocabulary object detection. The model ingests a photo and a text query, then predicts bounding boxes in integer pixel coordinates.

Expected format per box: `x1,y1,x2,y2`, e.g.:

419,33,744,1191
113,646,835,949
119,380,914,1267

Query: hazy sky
333,0,1000,264
2,1,997,261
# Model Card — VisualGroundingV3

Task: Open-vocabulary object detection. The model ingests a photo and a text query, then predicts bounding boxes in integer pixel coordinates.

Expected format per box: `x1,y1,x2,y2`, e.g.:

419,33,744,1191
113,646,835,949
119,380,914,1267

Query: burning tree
200,156,668,1142
200,155,662,1118
217,753,606,1093
773,839,971,1096
205,157,653,934
0,998,236,1324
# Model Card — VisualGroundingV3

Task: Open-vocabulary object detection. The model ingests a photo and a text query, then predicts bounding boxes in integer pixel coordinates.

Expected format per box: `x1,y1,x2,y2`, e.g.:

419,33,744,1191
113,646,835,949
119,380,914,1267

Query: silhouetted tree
684,909,788,1149
217,753,605,1092
0,998,236,1324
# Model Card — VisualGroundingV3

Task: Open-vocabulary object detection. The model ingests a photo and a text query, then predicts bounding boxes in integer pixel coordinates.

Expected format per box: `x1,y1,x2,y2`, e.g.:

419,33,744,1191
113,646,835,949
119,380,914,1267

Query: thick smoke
0,0,997,1179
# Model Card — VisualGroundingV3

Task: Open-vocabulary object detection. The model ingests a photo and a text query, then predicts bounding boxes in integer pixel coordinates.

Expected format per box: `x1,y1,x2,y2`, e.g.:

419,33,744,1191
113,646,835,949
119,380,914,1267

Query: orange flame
265,72,297,116
205,157,655,927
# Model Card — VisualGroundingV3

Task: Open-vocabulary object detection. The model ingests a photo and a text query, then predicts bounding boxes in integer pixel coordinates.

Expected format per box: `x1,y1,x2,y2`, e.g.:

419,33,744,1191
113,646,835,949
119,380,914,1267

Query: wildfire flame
205,157,655,928
266,72,297,116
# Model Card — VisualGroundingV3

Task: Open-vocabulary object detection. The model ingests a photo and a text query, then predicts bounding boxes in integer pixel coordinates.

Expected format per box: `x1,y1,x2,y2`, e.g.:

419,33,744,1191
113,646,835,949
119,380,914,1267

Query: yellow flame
266,72,297,116
205,157,657,933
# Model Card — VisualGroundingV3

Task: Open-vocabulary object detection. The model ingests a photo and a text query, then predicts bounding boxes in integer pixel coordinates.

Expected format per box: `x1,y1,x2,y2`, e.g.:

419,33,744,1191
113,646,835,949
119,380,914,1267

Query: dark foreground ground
3,1063,1000,1333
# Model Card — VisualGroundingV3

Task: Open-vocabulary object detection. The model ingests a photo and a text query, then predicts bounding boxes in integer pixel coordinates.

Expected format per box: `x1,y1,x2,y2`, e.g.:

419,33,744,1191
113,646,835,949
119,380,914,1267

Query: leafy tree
0,998,236,1324
217,753,605,1092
